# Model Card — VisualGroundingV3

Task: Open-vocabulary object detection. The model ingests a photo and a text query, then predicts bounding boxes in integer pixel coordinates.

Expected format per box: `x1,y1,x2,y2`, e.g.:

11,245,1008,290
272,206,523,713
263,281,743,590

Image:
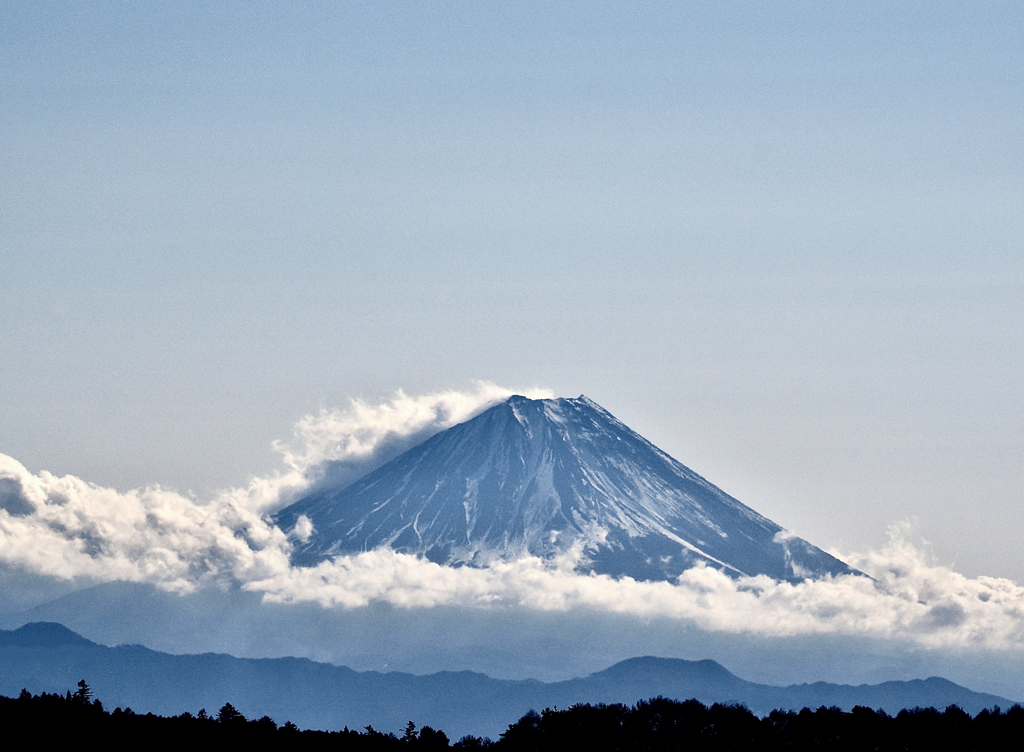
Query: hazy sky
2,2,1022,582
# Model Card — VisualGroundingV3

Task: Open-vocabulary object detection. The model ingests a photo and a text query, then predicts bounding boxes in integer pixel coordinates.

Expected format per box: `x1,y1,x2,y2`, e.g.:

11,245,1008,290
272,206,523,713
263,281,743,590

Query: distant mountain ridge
279,395,854,582
1,622,1014,739
0,621,94,648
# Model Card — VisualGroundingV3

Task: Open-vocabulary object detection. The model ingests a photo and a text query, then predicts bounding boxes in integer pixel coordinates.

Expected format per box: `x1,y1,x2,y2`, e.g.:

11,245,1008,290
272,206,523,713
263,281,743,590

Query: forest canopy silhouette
4,683,1024,751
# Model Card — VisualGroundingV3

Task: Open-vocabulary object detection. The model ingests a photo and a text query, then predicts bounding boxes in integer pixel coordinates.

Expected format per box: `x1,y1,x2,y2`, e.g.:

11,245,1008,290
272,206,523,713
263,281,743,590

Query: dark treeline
4,682,1024,751
499,697,1024,751
0,682,456,752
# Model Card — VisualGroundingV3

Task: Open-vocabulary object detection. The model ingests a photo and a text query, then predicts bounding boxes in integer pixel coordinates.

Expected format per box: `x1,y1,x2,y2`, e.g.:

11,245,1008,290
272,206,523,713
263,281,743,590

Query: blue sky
2,2,1022,583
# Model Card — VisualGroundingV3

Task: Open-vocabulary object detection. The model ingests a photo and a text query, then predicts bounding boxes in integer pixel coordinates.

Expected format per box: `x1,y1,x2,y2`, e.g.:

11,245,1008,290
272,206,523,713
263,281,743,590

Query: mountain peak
0,622,96,648
278,395,854,582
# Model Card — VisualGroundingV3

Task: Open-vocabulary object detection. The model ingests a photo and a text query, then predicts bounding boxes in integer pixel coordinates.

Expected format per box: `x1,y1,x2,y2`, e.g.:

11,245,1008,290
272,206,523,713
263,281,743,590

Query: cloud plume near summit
2,384,1024,652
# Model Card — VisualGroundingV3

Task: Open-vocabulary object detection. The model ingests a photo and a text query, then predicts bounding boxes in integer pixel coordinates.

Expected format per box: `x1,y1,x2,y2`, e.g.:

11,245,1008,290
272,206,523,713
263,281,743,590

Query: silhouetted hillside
5,686,1024,751
0,623,1016,738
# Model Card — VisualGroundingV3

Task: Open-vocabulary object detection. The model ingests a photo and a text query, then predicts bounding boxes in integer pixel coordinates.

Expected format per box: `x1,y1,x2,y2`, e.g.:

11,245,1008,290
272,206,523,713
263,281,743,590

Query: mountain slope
0,621,95,648
0,624,1015,739
278,395,852,582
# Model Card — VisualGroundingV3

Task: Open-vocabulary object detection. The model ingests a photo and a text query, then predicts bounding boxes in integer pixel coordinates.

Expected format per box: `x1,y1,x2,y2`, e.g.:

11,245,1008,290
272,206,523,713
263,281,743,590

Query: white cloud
243,381,554,509
0,453,290,593
2,385,1024,652
0,383,551,588
275,381,554,477
239,530,1024,650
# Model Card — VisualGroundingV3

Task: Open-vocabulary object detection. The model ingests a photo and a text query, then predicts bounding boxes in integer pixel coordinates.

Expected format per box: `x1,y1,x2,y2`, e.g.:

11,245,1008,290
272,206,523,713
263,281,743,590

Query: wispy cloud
243,532,1024,650
2,385,1024,651
0,382,551,588
272,381,554,502
174,380,552,519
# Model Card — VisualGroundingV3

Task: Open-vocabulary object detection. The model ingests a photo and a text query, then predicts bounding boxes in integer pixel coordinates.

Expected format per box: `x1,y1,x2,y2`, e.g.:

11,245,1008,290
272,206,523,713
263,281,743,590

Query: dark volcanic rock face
277,395,854,582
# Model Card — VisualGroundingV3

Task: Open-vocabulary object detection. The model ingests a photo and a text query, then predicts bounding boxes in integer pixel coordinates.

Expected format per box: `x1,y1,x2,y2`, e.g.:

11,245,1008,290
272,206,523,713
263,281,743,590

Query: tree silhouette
217,702,245,724
72,680,92,704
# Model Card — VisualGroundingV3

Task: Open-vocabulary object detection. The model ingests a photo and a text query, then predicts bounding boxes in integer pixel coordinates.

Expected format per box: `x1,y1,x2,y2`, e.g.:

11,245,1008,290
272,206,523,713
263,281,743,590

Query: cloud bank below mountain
2,385,1023,652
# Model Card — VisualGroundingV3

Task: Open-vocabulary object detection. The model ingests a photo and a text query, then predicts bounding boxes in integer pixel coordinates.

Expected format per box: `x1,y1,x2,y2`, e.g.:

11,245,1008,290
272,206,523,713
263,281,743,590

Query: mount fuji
277,395,855,582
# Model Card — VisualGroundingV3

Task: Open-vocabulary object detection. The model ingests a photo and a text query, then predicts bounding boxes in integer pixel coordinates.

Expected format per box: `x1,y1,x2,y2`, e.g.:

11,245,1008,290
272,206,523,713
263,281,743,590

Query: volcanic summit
277,395,854,582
